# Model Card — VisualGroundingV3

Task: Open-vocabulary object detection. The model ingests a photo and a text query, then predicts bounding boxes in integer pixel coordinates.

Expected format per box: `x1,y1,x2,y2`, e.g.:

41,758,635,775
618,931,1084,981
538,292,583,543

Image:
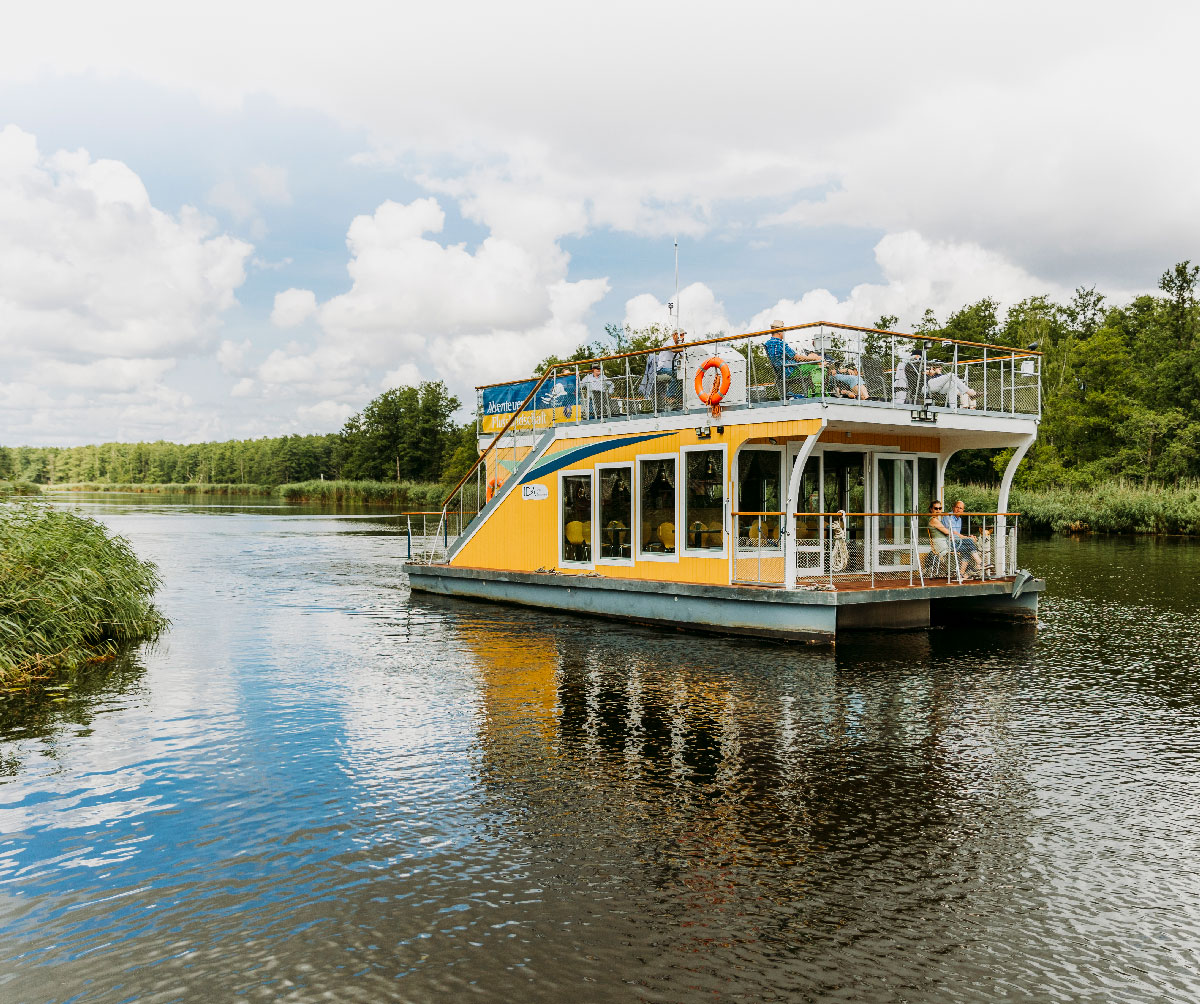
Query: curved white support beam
996,434,1036,576
784,419,827,589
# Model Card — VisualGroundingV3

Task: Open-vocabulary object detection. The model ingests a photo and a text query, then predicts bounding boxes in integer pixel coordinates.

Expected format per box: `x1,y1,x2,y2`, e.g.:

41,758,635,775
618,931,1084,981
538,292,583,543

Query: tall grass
0,502,167,685
0,481,41,497
946,479,1200,535
49,482,273,496
277,480,446,509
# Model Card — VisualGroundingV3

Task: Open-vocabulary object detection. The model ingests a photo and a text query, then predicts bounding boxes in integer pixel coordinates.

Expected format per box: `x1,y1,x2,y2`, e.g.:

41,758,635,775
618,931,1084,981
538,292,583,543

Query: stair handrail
442,363,560,511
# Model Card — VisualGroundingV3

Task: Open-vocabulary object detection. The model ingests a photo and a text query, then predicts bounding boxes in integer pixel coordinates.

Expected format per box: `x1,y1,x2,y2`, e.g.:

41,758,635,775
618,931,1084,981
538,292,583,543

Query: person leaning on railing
579,361,614,419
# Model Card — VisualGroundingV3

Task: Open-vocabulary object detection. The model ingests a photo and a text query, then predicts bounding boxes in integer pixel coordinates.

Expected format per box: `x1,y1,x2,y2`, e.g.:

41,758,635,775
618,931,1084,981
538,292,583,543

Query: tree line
1,381,475,488
5,260,1196,492
538,262,1200,489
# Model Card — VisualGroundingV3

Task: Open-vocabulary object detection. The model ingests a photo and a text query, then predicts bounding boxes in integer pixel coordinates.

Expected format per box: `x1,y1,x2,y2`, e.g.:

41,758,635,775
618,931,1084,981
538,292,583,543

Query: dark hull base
406,565,1042,645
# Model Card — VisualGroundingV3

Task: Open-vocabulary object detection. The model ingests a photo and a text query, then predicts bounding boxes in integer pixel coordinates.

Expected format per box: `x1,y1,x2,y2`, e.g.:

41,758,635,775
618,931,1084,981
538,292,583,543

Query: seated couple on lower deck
927,499,987,579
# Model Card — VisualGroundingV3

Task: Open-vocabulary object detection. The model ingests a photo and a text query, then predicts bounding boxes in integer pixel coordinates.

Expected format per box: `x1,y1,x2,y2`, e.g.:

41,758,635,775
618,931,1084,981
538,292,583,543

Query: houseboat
405,321,1043,643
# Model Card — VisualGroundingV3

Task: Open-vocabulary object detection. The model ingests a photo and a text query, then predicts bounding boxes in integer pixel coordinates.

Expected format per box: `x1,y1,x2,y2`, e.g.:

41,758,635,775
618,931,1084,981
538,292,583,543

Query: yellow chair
747,519,761,544
657,521,675,551
565,520,586,561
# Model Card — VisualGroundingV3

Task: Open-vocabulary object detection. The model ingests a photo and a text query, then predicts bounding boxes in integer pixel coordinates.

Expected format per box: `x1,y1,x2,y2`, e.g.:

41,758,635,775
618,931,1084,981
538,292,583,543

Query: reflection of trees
0,647,150,773
462,613,1038,986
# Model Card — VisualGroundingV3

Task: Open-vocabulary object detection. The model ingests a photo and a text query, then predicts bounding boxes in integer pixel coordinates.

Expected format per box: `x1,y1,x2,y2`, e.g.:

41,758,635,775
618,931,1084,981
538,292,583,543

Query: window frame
595,461,635,567
679,443,728,558
734,446,785,554
635,452,680,563
558,468,596,569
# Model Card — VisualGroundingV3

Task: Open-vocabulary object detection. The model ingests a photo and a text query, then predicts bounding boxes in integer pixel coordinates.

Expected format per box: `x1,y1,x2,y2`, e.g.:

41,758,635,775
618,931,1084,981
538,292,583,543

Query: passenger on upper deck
579,362,614,419
638,330,685,409
831,355,869,400
926,360,978,409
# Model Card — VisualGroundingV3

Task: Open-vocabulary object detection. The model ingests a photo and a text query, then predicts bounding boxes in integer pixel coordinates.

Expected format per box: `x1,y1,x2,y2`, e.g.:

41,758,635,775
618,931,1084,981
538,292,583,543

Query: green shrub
0,502,167,684
49,483,273,496
276,480,446,509
0,481,41,497
944,479,1200,535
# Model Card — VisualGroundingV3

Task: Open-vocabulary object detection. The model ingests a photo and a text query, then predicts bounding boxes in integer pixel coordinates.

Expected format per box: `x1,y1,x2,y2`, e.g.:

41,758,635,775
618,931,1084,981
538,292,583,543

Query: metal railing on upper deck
476,322,1042,433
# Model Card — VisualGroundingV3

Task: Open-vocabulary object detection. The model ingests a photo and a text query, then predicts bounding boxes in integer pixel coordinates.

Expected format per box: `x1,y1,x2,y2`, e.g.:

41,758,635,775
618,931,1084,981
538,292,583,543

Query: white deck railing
477,322,1041,434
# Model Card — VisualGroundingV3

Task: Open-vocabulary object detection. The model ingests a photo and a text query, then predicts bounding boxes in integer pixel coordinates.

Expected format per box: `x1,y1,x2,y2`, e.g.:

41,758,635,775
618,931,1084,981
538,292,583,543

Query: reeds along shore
946,480,1200,535
0,502,166,686
28,477,1200,536
46,480,447,508
49,482,274,495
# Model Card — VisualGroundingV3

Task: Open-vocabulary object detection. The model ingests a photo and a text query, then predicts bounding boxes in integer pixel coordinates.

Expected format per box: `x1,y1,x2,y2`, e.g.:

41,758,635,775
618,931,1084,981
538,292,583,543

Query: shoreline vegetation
25,477,1200,537
0,502,167,687
946,481,1200,536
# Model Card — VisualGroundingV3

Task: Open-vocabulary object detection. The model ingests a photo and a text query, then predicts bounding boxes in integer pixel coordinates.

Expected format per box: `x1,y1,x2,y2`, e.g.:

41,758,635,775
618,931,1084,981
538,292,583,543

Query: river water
1,496,1198,1003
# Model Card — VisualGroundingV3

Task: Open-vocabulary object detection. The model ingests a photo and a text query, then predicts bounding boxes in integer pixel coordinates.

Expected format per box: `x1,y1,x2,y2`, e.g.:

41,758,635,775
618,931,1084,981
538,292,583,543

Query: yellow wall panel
451,417,925,586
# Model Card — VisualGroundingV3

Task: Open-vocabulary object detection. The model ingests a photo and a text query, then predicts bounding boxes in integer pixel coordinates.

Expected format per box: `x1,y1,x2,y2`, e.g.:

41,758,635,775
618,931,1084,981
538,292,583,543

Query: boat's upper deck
476,321,1040,444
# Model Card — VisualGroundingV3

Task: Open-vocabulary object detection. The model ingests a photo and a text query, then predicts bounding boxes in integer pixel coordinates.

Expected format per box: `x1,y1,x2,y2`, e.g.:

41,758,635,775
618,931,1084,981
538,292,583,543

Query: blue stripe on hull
519,433,669,484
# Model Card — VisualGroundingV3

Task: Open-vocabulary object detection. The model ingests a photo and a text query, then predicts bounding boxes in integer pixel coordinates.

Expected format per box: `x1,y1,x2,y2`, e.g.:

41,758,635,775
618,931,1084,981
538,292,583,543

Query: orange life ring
694,357,732,405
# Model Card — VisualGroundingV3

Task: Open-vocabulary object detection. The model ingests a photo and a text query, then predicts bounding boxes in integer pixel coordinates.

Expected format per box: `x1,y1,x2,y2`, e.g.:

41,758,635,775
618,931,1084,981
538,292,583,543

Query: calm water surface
1,495,1198,1003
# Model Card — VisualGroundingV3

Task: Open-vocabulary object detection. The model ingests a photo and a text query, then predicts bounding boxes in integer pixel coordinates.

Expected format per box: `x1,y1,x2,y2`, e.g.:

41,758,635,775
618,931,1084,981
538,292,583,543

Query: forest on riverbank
0,381,475,490
2,260,1196,501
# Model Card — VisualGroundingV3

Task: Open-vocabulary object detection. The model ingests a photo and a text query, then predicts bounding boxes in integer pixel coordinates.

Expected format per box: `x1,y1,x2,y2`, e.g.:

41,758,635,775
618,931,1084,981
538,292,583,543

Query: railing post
407,516,412,559
869,513,875,589
952,342,959,410
983,347,988,412
625,356,633,420
827,515,834,589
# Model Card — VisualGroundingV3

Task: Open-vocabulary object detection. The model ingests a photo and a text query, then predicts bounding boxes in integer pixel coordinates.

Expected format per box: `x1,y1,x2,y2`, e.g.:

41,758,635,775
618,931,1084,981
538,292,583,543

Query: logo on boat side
522,484,549,500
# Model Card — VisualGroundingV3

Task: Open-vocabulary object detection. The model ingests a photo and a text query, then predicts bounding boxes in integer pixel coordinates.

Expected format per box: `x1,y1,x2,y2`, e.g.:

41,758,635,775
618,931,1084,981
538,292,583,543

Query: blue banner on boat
480,375,578,433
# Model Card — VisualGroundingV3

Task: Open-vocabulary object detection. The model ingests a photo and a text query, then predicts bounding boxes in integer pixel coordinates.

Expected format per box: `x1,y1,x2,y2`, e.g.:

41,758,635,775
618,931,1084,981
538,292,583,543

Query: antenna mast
674,239,680,336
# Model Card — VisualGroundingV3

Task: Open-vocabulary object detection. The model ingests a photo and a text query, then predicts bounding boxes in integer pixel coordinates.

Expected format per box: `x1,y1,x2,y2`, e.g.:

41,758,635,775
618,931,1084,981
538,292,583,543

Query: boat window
918,457,937,511
598,466,633,560
795,455,821,542
683,449,723,550
561,473,592,564
639,458,676,555
737,449,782,548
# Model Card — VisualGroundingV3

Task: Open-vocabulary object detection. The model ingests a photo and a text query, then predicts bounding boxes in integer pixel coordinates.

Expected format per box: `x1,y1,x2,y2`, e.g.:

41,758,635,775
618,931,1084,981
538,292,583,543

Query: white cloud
623,282,733,339
0,125,251,362
271,288,317,328
381,363,421,389
0,125,251,443
217,338,251,373
208,162,291,225
296,400,355,429
4,2,1193,286
255,196,610,408
230,377,255,397
27,356,175,392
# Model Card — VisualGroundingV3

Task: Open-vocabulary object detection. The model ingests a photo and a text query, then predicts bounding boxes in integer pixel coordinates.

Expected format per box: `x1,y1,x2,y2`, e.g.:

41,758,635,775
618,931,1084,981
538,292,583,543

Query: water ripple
1,510,1198,1002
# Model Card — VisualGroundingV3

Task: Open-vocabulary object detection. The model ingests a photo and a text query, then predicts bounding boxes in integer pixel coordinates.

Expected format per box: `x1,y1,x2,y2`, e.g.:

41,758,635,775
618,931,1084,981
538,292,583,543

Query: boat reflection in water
446,598,1044,998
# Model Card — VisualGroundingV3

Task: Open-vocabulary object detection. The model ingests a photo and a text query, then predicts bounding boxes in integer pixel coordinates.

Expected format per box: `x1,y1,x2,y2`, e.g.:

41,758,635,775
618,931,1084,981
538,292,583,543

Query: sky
1,1,1196,446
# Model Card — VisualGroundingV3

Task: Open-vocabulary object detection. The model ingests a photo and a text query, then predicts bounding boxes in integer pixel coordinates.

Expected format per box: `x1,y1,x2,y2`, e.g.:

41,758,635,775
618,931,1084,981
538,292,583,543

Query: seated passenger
929,499,983,578
833,356,869,400
764,332,821,397
926,361,978,409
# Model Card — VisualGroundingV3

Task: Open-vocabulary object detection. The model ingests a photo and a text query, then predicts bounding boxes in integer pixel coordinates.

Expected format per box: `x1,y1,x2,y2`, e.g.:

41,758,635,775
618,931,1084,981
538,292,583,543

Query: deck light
910,407,937,424
695,426,712,439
